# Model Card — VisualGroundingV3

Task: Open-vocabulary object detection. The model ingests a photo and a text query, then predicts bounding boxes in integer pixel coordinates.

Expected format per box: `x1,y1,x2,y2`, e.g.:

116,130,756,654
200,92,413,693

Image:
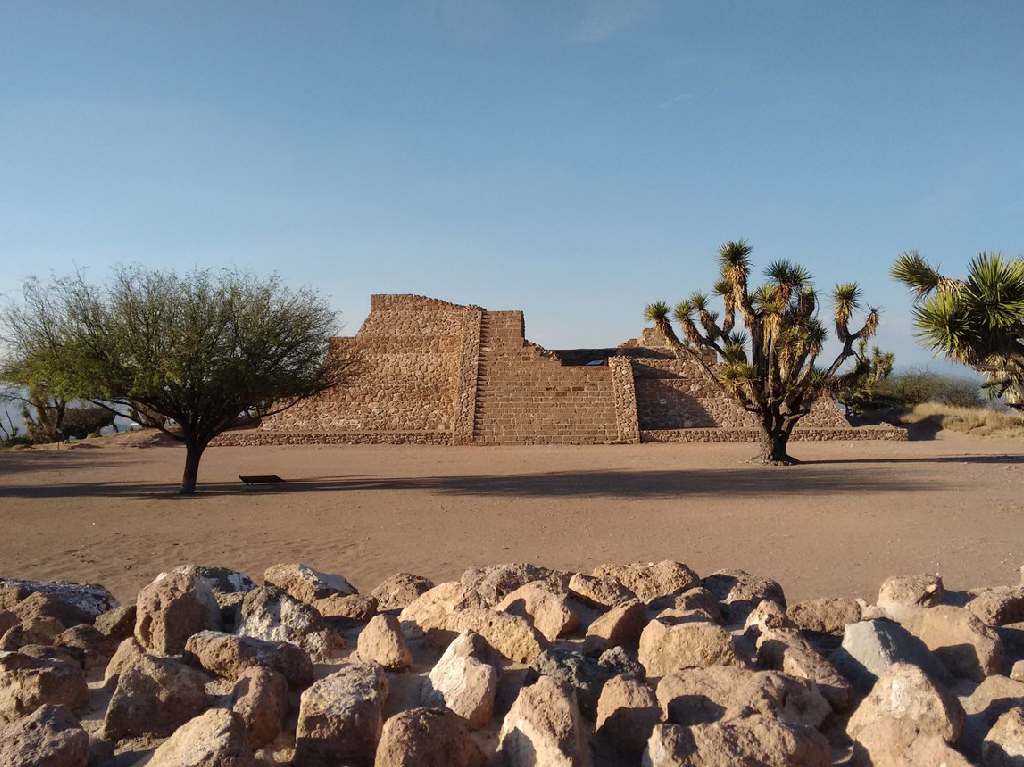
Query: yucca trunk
757,415,797,466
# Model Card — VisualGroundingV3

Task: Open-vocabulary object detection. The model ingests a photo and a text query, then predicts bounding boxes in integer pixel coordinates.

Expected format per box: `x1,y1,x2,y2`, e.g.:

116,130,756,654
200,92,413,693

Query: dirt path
1,433,1021,605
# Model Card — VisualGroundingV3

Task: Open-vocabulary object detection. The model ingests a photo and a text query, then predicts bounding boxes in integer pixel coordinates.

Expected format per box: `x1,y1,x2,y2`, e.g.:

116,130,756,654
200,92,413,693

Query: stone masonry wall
471,310,626,444
257,295,477,439
212,294,903,446
633,357,849,431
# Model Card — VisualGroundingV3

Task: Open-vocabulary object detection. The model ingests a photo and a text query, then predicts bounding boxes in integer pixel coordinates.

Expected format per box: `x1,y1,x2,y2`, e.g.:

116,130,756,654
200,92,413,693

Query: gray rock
831,618,952,693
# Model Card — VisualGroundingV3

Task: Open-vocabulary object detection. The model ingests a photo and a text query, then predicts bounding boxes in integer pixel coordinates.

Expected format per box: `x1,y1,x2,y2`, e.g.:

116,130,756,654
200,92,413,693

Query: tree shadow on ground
799,453,1024,466
0,466,941,500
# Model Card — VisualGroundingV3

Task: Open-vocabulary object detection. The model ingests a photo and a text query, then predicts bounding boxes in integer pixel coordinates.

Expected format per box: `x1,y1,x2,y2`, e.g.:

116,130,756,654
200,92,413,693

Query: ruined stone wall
471,311,626,444
258,295,477,439
214,293,903,447
632,357,849,430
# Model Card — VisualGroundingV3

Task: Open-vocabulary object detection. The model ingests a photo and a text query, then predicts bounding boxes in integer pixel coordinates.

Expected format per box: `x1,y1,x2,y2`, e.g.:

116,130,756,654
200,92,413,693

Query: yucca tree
892,251,1024,409
645,240,879,465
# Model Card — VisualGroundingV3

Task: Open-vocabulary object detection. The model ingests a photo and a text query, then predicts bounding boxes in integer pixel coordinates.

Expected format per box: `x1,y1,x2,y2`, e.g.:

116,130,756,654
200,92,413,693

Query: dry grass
899,402,1024,438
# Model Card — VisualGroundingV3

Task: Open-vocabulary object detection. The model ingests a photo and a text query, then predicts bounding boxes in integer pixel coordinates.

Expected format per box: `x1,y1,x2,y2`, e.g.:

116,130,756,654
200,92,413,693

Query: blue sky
2,1,1022,370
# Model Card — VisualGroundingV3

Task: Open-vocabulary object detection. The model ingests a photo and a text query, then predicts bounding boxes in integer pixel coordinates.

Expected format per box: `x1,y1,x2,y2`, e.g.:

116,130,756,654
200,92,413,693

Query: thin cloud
571,0,658,44
657,92,695,109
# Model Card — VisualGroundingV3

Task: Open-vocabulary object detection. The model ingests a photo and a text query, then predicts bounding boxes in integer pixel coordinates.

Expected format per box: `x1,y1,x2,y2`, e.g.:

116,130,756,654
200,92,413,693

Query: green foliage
835,341,896,415
647,239,880,463
892,251,1024,409
874,370,983,409
1,267,343,491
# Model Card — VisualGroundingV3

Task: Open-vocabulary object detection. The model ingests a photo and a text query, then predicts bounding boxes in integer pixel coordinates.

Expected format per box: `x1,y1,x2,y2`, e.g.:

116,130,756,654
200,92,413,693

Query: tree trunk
757,423,797,466
180,440,205,495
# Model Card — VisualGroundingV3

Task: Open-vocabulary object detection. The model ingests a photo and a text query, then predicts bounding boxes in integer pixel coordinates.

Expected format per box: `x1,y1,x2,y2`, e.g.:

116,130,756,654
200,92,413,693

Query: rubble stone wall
257,295,477,440
216,294,904,446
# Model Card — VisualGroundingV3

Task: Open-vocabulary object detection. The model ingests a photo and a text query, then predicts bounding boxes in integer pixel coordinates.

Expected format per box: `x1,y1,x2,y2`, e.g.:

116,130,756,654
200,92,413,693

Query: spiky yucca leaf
833,283,861,326
965,253,1024,328
718,362,756,393
891,250,945,298
672,301,694,324
645,301,670,323
722,331,748,362
719,240,752,284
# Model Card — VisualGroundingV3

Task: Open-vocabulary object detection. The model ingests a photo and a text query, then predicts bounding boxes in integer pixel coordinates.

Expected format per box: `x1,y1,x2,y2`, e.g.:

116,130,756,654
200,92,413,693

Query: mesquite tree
0,280,82,441
892,251,1024,410
1,267,344,493
645,240,879,464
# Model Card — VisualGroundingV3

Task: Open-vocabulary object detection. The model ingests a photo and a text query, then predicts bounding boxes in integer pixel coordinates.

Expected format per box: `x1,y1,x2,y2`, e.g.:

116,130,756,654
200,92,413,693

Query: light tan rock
425,632,497,730
1012,661,1024,682
894,605,1008,681
643,716,830,766
357,615,413,671
593,561,700,603
877,573,944,614
787,597,862,634
134,570,222,656
170,565,255,611
638,616,743,677
372,573,435,611
497,675,590,767
398,582,467,639
756,626,853,710
103,637,147,686
656,665,830,729
0,704,88,767
185,630,313,688
959,675,1024,760
460,563,570,608
294,661,388,767
0,616,66,650
850,723,974,767
982,707,1024,767
54,624,119,672
445,608,546,663
651,587,722,620
595,675,659,753
968,587,1024,627
847,663,964,758
231,666,288,748
498,582,580,641
374,707,484,767
585,599,647,649
0,611,17,637
568,573,636,608
0,649,88,724
148,708,254,767
743,599,794,631
102,652,210,740
263,563,356,604
701,569,786,624
311,593,378,621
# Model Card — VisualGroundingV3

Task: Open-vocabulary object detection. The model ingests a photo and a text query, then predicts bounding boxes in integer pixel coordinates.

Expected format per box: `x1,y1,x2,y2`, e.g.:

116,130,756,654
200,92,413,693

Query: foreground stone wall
215,294,903,447
2,561,1021,765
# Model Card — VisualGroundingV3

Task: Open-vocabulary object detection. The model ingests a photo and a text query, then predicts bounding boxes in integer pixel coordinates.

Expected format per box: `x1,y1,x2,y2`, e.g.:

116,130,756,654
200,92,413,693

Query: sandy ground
1,432,1022,606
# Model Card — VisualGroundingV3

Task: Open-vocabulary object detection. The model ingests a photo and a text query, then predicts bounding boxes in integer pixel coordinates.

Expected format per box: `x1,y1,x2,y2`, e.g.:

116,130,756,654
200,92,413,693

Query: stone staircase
471,310,620,444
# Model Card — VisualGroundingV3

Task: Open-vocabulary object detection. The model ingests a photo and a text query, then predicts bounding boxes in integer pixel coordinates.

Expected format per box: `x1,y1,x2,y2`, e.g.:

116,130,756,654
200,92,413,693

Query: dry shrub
900,402,1024,438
